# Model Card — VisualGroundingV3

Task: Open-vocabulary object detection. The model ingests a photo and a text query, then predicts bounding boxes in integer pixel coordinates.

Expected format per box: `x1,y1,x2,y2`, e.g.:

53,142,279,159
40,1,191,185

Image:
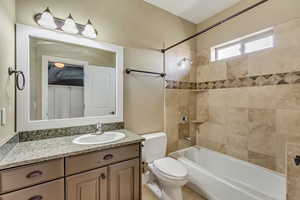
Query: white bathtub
170,146,286,200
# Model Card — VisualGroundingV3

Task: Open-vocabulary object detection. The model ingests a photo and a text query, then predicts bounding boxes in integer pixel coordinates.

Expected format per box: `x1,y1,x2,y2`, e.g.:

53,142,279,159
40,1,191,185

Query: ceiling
144,0,241,24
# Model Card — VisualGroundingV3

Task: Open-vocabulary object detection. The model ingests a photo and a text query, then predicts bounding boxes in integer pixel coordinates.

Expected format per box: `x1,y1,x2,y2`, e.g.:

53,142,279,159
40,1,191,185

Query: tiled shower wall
165,89,197,153
164,44,198,153
195,18,300,173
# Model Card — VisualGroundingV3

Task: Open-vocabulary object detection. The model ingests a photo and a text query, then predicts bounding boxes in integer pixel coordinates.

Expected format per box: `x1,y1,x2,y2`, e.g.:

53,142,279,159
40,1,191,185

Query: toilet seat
153,157,188,180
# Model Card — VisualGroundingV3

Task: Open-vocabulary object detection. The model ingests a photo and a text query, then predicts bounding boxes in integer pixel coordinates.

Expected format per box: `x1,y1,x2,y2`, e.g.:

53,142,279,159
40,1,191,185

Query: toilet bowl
142,133,188,200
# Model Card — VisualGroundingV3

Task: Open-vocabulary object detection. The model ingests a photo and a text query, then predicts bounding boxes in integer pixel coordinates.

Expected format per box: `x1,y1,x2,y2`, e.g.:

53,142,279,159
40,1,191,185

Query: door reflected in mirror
30,37,116,121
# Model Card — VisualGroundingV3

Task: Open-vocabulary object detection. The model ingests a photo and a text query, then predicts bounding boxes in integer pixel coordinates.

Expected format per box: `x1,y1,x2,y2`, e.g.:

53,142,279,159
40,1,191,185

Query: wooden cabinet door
66,167,107,200
109,158,140,200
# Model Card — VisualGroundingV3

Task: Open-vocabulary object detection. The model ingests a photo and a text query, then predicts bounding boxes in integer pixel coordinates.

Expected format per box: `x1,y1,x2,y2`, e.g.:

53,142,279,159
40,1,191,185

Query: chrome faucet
93,123,104,135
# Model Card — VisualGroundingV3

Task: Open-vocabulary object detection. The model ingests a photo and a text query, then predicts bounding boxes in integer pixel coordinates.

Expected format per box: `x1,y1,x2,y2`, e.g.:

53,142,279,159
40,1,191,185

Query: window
211,28,274,61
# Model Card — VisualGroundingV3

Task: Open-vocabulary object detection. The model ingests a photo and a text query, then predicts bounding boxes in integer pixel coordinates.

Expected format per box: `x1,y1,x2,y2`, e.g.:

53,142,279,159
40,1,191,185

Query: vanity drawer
0,179,64,200
66,144,139,175
0,159,64,194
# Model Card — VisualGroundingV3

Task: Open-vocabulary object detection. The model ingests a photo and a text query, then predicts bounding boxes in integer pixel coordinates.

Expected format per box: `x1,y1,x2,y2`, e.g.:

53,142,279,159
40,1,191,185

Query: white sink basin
73,132,126,145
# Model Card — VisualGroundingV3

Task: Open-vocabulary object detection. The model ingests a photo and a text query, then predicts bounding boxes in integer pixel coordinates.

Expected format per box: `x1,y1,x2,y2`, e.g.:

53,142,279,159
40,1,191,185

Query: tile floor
142,185,206,200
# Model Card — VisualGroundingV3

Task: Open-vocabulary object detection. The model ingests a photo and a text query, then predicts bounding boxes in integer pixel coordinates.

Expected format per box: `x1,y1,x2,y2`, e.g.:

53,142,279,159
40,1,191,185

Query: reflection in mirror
30,37,116,121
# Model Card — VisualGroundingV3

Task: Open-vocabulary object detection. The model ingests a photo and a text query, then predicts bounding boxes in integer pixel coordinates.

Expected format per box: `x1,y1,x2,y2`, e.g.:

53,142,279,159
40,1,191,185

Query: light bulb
37,7,57,30
54,62,65,68
82,20,97,38
61,14,79,34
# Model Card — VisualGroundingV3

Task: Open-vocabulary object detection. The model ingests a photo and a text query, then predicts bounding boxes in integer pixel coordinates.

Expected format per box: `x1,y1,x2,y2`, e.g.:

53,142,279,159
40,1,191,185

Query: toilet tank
142,132,167,163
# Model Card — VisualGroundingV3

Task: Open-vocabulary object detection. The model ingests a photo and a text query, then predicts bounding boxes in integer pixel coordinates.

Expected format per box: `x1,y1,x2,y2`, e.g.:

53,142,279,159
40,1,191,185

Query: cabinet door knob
26,170,43,179
103,154,114,160
28,195,43,200
100,173,106,179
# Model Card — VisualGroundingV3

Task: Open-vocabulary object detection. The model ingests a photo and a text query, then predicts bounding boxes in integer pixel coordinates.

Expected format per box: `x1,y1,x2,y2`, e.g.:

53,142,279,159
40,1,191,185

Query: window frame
213,28,274,61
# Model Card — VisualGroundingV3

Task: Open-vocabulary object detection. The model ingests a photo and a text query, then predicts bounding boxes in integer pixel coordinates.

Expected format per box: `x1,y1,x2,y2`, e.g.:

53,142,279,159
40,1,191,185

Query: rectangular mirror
30,38,116,120
17,24,123,131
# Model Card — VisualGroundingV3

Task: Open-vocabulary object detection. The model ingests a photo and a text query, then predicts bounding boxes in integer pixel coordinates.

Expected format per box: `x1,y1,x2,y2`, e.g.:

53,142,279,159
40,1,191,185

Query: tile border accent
19,122,125,142
165,71,300,90
165,80,197,90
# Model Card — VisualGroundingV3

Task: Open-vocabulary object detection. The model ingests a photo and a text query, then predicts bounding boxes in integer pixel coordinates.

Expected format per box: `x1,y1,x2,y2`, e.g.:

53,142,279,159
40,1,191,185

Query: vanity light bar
34,7,98,39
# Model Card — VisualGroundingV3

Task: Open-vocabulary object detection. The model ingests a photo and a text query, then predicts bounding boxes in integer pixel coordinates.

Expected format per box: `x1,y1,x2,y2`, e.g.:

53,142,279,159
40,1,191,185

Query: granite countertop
0,129,144,170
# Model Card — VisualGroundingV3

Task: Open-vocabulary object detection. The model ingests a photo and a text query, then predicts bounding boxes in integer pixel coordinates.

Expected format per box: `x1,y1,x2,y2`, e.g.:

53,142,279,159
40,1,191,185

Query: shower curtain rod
161,0,270,53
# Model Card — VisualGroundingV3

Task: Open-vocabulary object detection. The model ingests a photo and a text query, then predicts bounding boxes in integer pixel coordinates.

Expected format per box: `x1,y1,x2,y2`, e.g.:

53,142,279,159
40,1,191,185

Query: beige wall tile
196,106,209,122
204,140,226,154
273,85,300,110
208,62,227,81
208,89,229,106
248,108,276,134
227,133,248,150
208,106,227,125
248,46,300,76
277,109,300,134
197,91,209,107
226,107,248,125
226,88,248,107
248,151,276,171
248,108,277,161
249,84,300,110
225,145,248,161
225,107,249,137
248,86,278,109
248,132,276,157
226,55,248,79
275,18,300,49
207,123,227,145
198,61,227,82
197,64,210,82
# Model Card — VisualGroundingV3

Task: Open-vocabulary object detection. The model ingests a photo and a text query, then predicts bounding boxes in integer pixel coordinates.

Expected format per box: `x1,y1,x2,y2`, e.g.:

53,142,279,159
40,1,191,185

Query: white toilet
142,132,188,200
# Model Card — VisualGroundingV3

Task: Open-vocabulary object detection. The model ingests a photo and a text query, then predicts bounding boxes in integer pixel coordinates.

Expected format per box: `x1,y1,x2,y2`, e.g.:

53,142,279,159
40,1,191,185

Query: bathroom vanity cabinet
0,143,141,200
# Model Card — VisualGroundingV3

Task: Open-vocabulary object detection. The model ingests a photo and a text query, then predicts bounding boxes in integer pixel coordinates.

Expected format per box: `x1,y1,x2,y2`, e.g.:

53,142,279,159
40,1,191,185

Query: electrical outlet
0,108,6,126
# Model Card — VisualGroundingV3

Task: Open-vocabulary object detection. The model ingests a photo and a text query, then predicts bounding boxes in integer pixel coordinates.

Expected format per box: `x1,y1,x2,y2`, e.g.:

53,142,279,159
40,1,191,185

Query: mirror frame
16,24,124,131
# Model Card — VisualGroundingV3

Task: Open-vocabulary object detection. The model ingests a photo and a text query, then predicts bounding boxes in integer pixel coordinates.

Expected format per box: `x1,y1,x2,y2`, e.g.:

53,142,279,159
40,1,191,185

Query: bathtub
170,146,286,200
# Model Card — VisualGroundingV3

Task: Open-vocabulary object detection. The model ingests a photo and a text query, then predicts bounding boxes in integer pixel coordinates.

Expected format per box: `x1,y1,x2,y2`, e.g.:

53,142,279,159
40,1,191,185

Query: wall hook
8,67,26,91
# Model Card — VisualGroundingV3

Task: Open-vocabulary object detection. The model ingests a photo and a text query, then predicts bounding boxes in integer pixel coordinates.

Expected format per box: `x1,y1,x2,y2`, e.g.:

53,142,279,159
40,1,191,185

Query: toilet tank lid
142,132,166,139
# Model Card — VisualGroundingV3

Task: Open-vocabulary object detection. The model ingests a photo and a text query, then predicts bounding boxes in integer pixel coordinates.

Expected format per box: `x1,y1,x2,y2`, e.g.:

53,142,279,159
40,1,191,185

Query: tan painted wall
0,0,15,146
16,0,196,50
15,0,196,134
124,48,164,134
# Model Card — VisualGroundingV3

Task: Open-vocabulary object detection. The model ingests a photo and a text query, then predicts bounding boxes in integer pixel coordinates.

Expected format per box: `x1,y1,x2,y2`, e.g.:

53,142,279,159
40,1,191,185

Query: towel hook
8,67,26,91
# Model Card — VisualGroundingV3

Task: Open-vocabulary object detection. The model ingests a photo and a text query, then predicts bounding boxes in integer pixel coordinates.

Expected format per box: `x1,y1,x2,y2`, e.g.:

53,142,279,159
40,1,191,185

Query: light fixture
61,14,79,34
54,62,65,68
34,8,98,39
82,19,97,39
35,7,57,30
